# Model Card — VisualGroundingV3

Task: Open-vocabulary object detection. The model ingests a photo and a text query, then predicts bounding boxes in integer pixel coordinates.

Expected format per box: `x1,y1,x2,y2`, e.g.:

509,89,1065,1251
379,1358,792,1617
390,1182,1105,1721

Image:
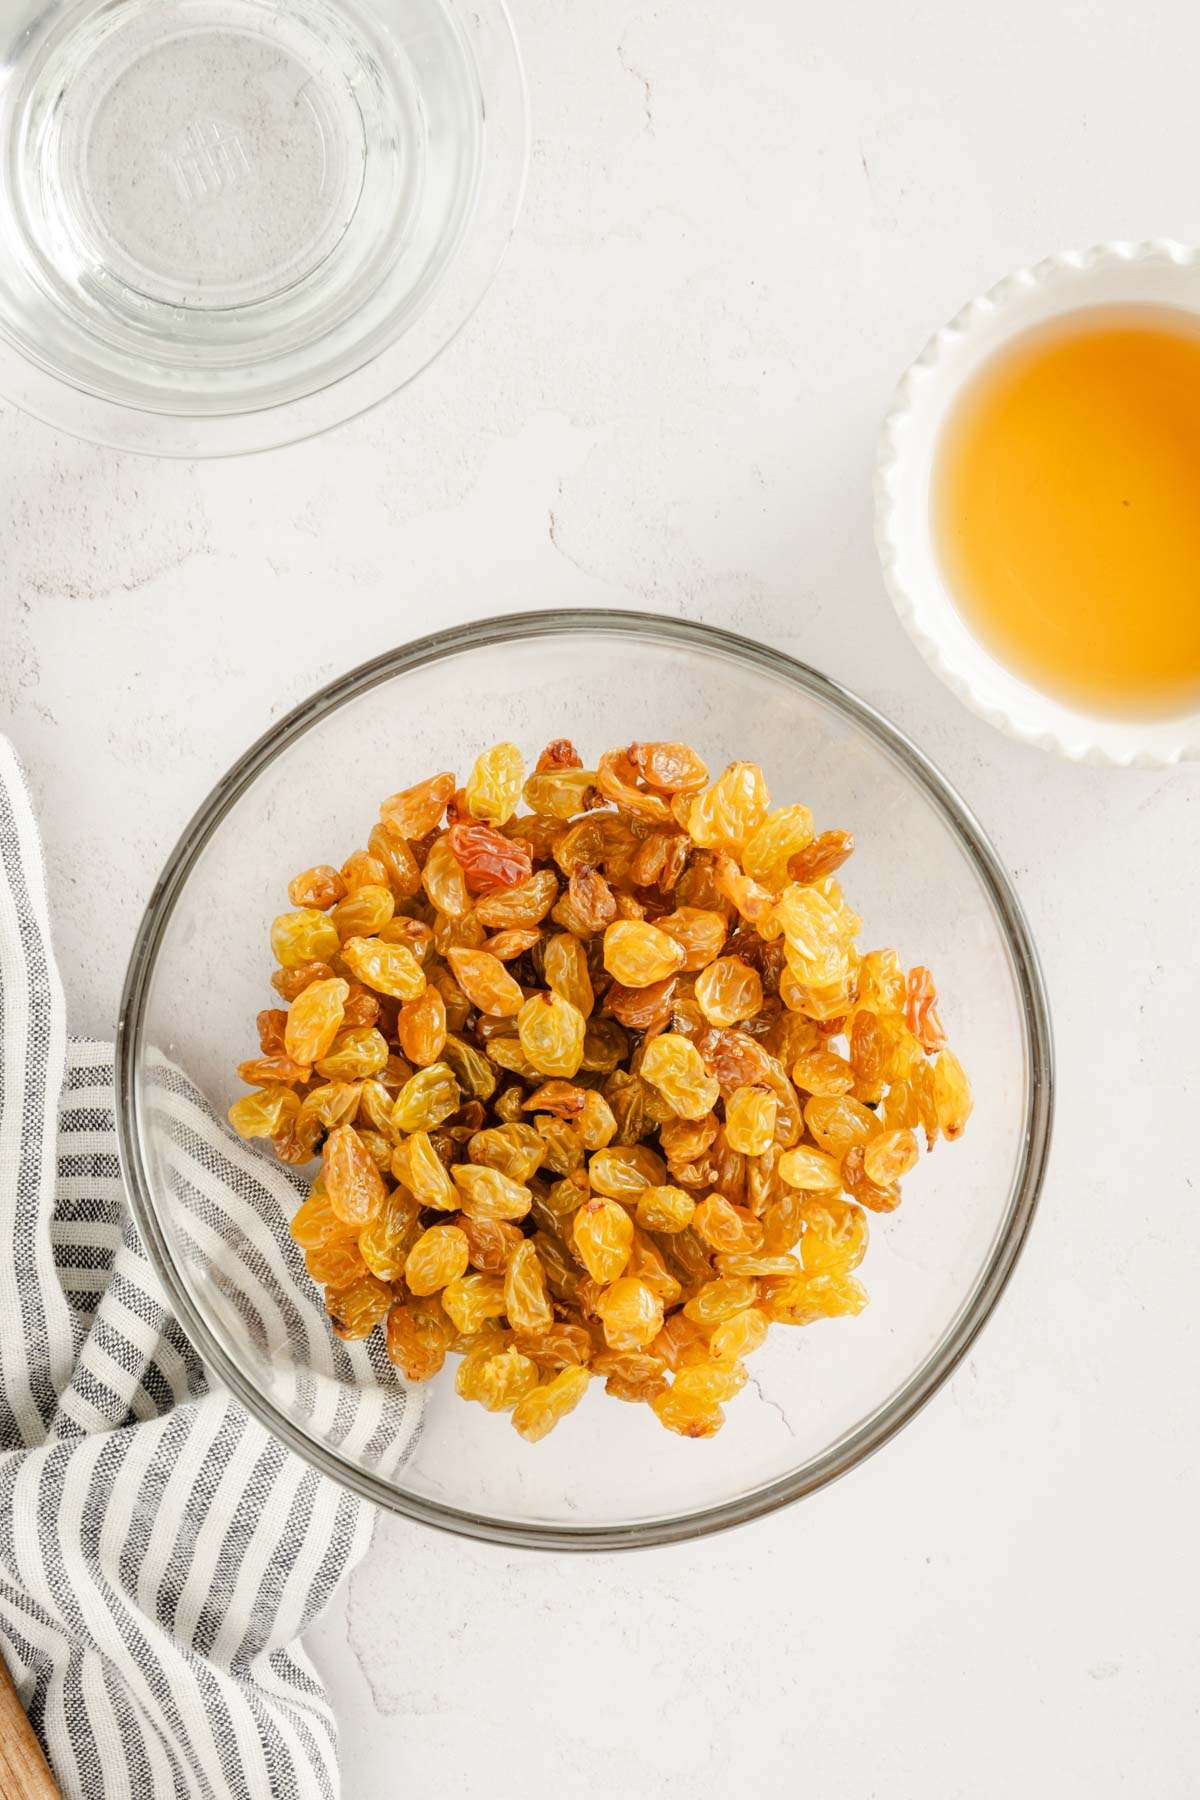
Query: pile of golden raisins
229,740,971,1441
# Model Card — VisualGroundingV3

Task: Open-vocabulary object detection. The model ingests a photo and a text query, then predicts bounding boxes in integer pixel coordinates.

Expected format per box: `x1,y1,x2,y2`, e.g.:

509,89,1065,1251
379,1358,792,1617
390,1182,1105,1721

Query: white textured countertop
6,0,1198,1791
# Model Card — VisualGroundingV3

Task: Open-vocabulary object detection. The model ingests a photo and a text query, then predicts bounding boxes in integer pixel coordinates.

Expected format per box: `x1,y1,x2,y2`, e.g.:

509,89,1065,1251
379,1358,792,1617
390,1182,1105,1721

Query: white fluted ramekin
875,240,1200,766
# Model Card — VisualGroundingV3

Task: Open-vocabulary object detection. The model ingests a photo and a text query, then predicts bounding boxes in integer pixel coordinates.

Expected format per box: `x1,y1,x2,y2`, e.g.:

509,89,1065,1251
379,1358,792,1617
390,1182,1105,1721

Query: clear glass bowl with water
0,0,526,453
116,612,1053,1549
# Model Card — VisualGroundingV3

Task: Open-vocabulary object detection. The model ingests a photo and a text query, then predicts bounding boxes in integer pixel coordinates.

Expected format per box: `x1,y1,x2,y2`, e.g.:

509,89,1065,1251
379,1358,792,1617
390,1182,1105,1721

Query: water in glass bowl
0,0,522,447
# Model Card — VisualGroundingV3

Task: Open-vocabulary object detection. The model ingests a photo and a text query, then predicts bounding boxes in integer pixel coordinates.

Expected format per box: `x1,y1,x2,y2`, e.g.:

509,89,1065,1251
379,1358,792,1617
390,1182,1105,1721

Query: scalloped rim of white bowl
875,239,1200,767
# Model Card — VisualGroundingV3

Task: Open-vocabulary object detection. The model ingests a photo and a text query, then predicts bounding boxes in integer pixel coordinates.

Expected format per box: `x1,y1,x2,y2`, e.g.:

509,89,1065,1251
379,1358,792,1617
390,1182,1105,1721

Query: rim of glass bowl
116,610,1054,1550
0,0,528,458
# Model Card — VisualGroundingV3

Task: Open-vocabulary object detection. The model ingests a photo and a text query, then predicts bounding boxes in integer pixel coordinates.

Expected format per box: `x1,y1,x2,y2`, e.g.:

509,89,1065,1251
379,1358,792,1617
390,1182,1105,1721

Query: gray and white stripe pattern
0,739,412,1798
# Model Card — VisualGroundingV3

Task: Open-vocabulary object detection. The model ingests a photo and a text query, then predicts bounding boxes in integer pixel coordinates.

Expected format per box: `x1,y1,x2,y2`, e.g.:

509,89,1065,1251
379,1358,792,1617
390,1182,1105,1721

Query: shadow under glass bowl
116,611,1053,1550
0,0,527,455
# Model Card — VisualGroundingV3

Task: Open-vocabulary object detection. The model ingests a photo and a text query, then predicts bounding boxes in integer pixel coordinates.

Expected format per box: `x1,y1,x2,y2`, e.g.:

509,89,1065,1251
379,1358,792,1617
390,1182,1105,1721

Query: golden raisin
654,907,727,972
358,1194,420,1282
516,991,586,1078
804,1094,878,1156
840,1143,900,1213
305,1235,365,1287
709,1307,768,1362
451,1163,533,1222
448,820,532,893
340,851,388,892
603,919,686,987
671,1358,747,1406
287,865,347,910
379,772,455,839
397,986,448,1066
627,740,708,793
595,1277,664,1351
863,1127,919,1186
639,1034,720,1121
270,961,334,1001
314,1026,388,1081
555,866,617,936
692,1194,763,1254
271,910,340,969
788,829,855,885
683,1275,758,1325
402,1224,468,1296
760,1269,867,1326
256,1008,289,1054
458,1214,524,1275
340,936,426,1000
480,929,539,963
442,1273,508,1336
626,1230,683,1308
282,976,349,1065
543,933,594,1016
572,1197,634,1283
465,742,524,826
604,977,677,1033
421,836,471,919
635,1184,696,1234
368,821,423,901
474,869,559,929
906,966,947,1054
931,1049,971,1139
742,804,814,882
798,1196,868,1274
468,1122,545,1182
693,957,763,1028
522,766,598,818
596,748,673,822
597,1353,670,1404
650,1384,724,1438
578,1090,618,1151
441,1034,498,1099
331,884,395,942
777,1145,842,1191
291,1182,351,1248
326,1274,391,1341
457,1346,539,1411
511,1365,591,1441
686,762,771,851
386,1296,453,1380
390,1063,460,1133
393,1130,456,1209
716,1251,798,1280
849,949,898,1016
791,1046,856,1096
589,1144,666,1197
723,1085,777,1156
298,1082,360,1135
535,738,583,772
713,853,776,925
848,1007,889,1098
341,985,382,1030
774,885,852,987
323,1125,386,1228
503,1240,554,1334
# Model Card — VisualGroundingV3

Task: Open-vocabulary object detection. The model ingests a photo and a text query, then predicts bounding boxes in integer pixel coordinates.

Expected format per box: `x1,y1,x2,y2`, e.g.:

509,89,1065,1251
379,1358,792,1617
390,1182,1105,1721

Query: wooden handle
0,1653,61,1799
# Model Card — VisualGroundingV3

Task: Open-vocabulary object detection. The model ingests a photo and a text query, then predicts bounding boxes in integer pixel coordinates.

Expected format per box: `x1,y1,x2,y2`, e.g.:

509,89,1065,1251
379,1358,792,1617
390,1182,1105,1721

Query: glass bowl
0,0,526,455
116,611,1053,1549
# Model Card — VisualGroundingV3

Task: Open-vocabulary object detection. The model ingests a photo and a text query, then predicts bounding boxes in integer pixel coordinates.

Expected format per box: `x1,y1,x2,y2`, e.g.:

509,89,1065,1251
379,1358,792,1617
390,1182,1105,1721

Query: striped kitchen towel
0,739,420,1799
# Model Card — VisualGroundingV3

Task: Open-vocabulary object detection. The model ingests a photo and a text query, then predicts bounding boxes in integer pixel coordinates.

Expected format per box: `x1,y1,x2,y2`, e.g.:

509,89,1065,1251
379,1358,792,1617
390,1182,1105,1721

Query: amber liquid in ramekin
934,304,1200,719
